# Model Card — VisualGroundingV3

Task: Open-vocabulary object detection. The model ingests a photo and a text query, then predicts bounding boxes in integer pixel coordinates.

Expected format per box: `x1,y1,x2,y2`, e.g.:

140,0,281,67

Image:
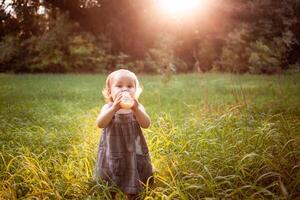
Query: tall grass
0,73,299,199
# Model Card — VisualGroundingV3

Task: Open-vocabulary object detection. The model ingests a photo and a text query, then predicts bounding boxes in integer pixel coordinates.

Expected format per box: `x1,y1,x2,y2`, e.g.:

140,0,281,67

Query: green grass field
0,73,299,199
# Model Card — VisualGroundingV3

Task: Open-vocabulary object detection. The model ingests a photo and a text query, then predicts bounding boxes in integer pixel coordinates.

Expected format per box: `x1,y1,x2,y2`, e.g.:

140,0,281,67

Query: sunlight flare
156,0,205,17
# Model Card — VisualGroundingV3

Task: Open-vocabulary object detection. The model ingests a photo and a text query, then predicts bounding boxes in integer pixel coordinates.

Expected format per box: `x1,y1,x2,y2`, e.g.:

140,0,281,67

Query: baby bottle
120,91,134,109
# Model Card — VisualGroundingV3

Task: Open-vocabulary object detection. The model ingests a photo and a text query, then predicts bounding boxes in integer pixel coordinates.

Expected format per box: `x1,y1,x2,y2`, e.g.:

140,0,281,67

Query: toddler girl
94,69,153,198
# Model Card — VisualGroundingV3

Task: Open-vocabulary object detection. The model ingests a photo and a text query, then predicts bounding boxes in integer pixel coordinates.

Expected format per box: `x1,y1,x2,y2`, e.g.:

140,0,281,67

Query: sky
2,0,45,15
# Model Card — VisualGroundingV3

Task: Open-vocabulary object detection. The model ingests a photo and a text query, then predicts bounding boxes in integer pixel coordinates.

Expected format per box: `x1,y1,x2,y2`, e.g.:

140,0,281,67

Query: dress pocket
109,154,125,176
137,153,153,183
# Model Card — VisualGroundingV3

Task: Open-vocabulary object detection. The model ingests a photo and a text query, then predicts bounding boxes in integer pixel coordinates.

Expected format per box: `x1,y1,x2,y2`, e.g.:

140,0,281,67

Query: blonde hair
102,69,142,102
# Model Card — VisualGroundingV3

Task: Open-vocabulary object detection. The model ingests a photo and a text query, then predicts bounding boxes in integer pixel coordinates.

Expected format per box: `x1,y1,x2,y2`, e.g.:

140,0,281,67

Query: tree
1,0,300,73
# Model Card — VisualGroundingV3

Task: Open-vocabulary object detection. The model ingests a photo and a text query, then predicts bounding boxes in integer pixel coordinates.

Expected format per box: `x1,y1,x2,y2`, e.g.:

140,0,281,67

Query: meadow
0,73,299,199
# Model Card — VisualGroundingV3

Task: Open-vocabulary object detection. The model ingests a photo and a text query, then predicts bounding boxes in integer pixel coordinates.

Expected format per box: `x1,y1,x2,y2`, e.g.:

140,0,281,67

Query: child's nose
122,87,129,92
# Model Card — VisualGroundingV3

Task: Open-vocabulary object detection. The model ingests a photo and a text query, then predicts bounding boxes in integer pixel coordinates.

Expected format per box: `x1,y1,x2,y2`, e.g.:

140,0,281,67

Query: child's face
110,72,136,101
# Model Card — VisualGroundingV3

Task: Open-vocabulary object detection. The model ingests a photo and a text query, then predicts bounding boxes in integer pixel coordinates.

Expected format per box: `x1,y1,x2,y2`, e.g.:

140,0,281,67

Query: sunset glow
156,0,204,17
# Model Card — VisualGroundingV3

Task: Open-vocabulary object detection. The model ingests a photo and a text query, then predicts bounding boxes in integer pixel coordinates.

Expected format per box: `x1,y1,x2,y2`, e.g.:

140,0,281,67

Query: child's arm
131,102,151,129
95,93,122,128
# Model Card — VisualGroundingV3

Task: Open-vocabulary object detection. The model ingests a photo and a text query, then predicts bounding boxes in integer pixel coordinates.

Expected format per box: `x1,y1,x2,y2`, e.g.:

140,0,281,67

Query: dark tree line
0,0,300,73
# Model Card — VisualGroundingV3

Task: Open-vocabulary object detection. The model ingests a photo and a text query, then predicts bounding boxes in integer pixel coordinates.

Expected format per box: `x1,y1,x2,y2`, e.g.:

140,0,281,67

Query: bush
214,24,296,74
0,12,114,73
248,40,281,74
145,34,175,73
213,24,250,73
0,35,21,72
286,62,300,73
144,33,187,75
193,35,222,72
29,13,110,73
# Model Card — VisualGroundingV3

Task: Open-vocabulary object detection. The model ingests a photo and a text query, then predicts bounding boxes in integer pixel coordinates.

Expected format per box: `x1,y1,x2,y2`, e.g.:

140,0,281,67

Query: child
94,69,153,199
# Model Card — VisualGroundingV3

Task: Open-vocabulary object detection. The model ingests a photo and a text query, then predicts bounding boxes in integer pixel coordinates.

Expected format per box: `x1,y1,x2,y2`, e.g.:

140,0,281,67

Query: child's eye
128,85,133,88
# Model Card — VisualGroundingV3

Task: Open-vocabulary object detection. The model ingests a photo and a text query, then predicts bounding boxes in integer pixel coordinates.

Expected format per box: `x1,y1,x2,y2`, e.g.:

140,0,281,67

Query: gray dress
93,111,153,194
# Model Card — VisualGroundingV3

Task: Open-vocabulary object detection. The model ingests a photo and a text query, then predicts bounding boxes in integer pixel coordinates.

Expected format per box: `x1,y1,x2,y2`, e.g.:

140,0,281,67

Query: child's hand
112,92,123,111
130,94,139,112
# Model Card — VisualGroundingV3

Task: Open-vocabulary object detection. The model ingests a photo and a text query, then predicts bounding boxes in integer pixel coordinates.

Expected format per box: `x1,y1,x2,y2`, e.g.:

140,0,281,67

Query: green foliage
145,33,176,73
145,33,187,81
213,24,251,73
28,12,109,72
0,11,115,73
0,35,21,72
1,0,300,74
214,20,297,74
248,40,281,74
287,62,300,73
193,35,222,72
